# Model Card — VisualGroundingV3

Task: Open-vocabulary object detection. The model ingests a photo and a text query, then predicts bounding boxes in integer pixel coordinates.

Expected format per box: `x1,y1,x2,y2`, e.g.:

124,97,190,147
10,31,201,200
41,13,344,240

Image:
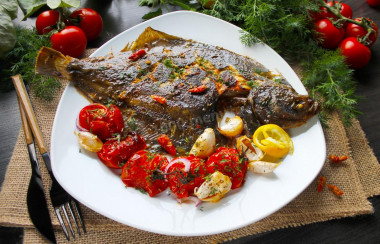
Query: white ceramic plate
51,11,326,236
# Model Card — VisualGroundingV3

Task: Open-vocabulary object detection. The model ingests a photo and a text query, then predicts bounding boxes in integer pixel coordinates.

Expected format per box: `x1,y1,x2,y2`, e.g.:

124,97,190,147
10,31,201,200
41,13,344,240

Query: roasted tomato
78,103,124,141
205,147,248,189
166,156,207,199
121,150,169,197
97,132,147,169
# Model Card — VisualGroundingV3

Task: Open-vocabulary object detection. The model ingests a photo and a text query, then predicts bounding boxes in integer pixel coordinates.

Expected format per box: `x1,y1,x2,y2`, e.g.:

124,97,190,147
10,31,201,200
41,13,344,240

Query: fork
49,172,87,240
12,74,86,240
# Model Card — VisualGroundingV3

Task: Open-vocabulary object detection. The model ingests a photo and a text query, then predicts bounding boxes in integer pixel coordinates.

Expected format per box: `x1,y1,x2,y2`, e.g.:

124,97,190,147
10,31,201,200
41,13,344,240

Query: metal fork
12,74,86,240
49,172,87,240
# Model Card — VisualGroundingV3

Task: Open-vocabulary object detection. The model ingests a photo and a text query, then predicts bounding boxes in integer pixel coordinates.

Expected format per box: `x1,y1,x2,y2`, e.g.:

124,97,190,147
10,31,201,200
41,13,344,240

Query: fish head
248,81,320,129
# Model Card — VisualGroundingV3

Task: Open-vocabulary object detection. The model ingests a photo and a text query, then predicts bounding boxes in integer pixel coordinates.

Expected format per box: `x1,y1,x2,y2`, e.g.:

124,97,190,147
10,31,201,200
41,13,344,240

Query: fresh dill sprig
0,27,61,101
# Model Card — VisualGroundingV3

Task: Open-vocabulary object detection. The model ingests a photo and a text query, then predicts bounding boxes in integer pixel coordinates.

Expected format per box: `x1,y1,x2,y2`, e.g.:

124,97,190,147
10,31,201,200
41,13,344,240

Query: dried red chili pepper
129,49,146,61
329,154,348,164
151,95,167,105
317,176,326,192
157,134,176,156
327,184,343,197
188,84,207,93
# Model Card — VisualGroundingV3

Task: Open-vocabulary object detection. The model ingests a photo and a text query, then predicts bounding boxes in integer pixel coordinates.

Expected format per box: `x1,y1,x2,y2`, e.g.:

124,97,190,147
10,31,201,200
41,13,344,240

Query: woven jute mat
1,50,380,243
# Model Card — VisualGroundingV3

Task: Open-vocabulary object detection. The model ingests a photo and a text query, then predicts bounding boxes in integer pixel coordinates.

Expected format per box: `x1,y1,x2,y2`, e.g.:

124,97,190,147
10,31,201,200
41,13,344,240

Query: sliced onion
176,196,202,207
164,157,191,174
76,116,89,132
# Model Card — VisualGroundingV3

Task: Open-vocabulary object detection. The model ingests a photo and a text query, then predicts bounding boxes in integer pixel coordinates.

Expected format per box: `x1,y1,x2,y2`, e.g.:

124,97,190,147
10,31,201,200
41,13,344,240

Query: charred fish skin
248,80,320,129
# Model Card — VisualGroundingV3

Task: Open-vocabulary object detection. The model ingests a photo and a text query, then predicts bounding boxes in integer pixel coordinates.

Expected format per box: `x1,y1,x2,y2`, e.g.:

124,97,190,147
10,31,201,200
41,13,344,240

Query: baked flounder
35,27,319,153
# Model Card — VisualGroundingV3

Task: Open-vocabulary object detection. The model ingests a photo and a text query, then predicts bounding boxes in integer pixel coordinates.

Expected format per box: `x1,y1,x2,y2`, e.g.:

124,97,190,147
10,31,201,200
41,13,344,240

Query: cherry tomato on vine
339,37,371,69
36,10,60,35
97,132,147,169
166,156,207,199
205,147,248,189
367,0,380,7
327,1,352,19
78,103,124,140
314,19,345,49
121,150,169,197
69,8,103,41
310,1,352,23
345,18,378,47
51,26,87,57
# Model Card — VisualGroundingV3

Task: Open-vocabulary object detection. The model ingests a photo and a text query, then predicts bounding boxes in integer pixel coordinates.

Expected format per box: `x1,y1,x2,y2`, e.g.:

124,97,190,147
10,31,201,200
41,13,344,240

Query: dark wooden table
1,1,379,243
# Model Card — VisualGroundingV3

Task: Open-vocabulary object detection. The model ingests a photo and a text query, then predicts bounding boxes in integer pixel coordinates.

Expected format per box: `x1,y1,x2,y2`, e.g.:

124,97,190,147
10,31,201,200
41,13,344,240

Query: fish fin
35,47,73,79
121,27,180,52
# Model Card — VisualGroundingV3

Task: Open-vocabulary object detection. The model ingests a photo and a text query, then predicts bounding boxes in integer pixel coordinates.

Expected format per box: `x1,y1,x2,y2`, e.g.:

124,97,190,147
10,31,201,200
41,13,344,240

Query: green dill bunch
0,27,61,100
301,49,360,126
240,0,320,62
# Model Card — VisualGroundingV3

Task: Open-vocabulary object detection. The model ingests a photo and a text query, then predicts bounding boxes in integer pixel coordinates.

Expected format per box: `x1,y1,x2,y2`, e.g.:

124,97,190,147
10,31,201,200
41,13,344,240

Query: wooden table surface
1,1,379,243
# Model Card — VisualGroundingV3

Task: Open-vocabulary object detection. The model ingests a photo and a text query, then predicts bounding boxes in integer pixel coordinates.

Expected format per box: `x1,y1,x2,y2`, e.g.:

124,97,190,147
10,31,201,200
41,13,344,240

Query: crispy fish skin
35,27,319,151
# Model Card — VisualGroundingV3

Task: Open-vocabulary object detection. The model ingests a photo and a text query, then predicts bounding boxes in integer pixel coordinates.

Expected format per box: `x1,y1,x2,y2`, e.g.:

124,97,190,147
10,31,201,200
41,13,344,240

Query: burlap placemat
1,49,380,243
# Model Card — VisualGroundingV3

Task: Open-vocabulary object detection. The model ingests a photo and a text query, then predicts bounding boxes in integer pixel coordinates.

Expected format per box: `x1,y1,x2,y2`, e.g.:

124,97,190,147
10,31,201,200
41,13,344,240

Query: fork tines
54,198,86,241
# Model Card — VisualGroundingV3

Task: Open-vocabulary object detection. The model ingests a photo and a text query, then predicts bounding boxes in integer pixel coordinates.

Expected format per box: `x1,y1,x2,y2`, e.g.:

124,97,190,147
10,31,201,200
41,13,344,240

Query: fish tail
121,27,180,52
35,47,73,79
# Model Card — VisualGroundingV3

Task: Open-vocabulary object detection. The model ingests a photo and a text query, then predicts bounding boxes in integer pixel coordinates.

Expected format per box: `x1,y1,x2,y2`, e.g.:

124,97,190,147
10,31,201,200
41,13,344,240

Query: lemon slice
253,124,293,158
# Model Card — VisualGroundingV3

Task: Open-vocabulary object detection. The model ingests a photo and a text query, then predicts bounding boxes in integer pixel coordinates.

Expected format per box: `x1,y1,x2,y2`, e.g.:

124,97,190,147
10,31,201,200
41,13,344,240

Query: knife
16,96,57,244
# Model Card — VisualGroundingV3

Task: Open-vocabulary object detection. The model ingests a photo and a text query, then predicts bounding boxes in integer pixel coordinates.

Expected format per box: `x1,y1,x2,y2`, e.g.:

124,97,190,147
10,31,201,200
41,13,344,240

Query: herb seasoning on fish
35,27,319,153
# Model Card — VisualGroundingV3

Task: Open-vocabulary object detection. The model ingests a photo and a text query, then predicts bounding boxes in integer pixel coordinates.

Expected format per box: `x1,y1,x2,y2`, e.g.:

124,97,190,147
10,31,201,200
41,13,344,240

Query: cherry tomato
97,132,147,169
345,18,378,47
121,150,169,197
205,147,248,189
51,26,87,58
314,19,345,49
157,134,176,156
36,10,60,35
78,103,124,141
70,8,103,41
327,1,352,19
310,1,352,23
339,37,371,69
367,0,380,7
166,156,207,199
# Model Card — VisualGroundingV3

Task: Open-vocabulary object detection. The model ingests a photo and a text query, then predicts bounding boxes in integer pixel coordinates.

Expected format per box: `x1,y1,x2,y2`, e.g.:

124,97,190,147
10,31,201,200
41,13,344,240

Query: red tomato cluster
310,1,378,69
76,103,249,200
78,103,123,141
36,8,103,57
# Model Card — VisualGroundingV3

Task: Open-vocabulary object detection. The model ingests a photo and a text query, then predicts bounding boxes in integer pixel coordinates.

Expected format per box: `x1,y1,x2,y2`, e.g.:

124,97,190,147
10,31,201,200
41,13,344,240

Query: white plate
51,11,326,236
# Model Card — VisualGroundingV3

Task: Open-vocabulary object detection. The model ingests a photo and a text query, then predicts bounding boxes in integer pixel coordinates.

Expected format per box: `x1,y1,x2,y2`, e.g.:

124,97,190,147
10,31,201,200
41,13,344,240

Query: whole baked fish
35,27,319,152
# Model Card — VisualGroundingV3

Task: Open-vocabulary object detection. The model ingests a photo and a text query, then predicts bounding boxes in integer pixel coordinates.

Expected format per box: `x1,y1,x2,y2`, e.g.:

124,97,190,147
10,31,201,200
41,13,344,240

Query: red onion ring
76,116,89,132
176,196,202,207
164,157,191,174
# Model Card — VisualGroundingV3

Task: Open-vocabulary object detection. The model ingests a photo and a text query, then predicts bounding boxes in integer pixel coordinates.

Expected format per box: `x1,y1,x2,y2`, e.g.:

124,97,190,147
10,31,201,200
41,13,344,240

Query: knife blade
17,96,57,244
